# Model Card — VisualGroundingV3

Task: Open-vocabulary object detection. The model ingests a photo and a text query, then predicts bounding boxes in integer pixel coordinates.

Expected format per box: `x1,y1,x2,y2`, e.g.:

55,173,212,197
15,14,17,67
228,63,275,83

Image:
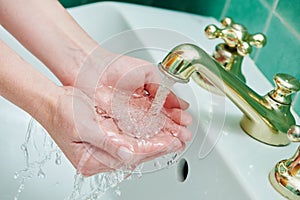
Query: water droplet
37,168,46,179
14,172,19,179
18,184,24,193
154,160,162,169
167,159,175,166
20,144,26,151
136,171,142,179
114,187,121,197
55,152,62,165
172,153,178,160
55,158,61,165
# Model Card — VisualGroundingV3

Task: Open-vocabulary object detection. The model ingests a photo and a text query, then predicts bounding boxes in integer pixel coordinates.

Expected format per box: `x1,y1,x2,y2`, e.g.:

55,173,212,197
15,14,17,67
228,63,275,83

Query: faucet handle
269,125,300,199
205,17,267,56
287,125,300,142
269,73,300,104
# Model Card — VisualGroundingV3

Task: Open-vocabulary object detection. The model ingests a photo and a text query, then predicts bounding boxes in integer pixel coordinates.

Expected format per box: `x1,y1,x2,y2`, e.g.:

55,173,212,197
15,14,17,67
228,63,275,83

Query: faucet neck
159,43,298,146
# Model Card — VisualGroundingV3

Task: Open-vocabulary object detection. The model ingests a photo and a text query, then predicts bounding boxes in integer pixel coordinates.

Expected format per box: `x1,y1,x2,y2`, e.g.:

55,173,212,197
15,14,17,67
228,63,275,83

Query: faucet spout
158,43,300,146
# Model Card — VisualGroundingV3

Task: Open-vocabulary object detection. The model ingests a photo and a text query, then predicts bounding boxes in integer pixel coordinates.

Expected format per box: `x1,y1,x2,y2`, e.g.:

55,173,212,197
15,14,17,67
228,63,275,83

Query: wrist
71,46,116,95
31,84,65,127
60,41,99,86
0,0,99,87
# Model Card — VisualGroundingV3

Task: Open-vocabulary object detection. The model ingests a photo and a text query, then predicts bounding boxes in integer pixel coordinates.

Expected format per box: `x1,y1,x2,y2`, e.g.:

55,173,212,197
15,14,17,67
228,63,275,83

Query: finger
168,125,192,143
164,108,192,126
78,146,122,176
79,155,114,177
130,132,184,162
164,92,189,110
145,83,189,110
138,140,185,165
161,116,192,142
91,129,135,162
78,110,135,164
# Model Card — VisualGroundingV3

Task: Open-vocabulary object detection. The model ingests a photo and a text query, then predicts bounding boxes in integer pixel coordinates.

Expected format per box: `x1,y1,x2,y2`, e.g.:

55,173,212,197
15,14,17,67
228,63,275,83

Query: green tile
276,0,300,34
151,0,226,19
225,0,269,33
59,0,155,8
60,0,227,19
59,0,94,7
185,0,226,19
263,0,276,7
151,0,192,12
255,15,300,83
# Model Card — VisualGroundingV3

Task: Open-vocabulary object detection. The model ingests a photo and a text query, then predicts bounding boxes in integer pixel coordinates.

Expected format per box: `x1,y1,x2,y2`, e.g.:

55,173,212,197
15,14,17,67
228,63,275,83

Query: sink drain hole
177,158,189,182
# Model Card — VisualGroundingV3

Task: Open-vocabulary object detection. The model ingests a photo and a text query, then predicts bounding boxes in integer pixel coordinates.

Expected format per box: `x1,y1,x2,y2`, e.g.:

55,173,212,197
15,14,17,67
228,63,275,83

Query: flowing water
14,76,179,199
113,76,175,139
13,118,62,200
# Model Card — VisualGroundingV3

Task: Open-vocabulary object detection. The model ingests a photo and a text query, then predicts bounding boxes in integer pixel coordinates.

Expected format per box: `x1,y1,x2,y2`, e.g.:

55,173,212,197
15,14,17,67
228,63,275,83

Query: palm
48,48,192,176
45,86,190,176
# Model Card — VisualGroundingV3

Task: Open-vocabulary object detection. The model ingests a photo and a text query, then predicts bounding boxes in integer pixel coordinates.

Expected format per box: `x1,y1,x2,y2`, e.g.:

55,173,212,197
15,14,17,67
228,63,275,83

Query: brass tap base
269,165,300,200
240,115,290,146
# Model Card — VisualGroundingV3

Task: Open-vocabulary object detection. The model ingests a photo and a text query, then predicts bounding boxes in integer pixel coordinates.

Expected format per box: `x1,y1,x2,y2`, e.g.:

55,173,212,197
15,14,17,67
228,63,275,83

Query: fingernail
117,146,133,161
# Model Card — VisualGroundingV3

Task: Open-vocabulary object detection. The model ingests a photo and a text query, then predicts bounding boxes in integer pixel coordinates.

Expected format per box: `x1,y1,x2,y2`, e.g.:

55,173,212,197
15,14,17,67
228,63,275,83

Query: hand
74,46,190,116
43,86,191,176
0,0,192,177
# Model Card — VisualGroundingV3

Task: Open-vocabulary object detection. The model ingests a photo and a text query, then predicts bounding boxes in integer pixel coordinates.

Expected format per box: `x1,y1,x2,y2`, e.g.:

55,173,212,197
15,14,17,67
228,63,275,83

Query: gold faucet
204,17,266,83
269,125,300,199
158,43,300,146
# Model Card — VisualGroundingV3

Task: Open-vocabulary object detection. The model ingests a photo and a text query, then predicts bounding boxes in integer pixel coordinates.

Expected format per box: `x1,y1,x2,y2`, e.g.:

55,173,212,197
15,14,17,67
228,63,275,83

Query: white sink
0,2,298,199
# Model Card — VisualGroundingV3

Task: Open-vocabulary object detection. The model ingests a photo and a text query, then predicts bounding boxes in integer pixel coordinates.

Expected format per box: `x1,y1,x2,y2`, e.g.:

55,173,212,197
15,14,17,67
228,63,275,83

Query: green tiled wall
59,0,300,115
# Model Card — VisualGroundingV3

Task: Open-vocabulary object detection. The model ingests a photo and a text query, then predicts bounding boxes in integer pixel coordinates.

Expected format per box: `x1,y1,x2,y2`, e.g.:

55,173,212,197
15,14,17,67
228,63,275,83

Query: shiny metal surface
159,43,300,146
269,125,300,199
205,17,266,83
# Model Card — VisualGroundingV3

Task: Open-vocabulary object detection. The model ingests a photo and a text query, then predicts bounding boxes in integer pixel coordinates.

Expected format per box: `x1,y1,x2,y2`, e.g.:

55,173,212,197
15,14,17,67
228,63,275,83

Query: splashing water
67,164,144,200
14,118,132,200
14,118,62,200
113,76,176,139
14,76,181,200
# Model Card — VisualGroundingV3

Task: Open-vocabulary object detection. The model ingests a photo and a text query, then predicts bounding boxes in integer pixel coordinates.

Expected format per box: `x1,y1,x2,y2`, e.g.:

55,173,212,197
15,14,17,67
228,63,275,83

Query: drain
177,158,189,182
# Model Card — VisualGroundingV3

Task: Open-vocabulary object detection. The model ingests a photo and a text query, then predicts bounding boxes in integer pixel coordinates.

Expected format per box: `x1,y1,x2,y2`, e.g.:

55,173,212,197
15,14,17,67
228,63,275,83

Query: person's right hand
41,86,192,177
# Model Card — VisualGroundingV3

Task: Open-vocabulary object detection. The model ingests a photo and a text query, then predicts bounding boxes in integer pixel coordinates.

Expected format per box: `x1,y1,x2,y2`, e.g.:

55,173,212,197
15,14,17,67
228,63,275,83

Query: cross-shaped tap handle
205,17,267,56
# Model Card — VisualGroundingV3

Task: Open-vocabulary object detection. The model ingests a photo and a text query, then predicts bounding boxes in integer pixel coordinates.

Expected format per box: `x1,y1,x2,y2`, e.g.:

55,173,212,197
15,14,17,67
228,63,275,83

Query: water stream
113,76,175,139
14,118,62,200
14,76,179,200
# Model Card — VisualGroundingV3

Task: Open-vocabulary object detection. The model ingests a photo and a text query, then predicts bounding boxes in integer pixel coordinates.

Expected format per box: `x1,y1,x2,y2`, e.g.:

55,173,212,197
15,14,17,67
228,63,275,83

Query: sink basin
0,2,299,199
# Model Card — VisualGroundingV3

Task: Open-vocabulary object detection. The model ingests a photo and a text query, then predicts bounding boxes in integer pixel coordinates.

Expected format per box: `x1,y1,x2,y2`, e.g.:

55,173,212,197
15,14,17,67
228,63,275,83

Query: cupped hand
45,47,193,176
43,86,191,176
74,47,190,111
